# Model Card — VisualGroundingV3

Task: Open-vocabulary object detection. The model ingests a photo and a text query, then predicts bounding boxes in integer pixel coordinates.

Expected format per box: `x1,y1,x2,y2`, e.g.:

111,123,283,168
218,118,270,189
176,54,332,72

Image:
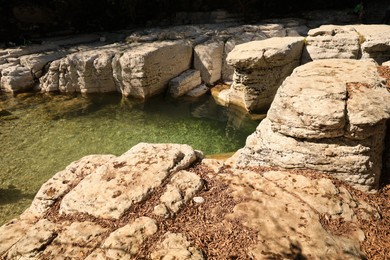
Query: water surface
0,92,259,225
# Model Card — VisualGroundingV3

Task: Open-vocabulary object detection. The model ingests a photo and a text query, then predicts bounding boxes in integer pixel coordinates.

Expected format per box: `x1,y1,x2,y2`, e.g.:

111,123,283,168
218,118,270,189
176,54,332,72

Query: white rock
194,40,224,85
186,84,209,97
193,196,205,204
169,69,201,98
0,65,34,93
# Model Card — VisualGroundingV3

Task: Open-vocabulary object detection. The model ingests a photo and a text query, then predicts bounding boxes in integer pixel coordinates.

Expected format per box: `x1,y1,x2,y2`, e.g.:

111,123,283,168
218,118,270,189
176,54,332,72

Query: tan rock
353,24,390,64
236,59,390,191
194,40,224,85
44,221,107,258
89,217,157,259
113,41,192,98
0,65,34,93
224,170,365,259
151,232,204,259
154,170,204,217
60,143,200,219
226,37,304,111
303,25,360,63
169,69,201,98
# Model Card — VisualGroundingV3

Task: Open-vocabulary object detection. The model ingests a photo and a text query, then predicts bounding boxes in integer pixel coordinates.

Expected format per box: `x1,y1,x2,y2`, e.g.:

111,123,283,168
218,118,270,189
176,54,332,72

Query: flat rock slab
0,143,384,259
60,143,199,219
226,37,304,69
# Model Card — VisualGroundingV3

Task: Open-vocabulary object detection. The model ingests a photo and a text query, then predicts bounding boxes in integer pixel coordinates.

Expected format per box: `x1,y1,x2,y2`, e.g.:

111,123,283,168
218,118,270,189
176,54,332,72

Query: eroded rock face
354,24,390,64
303,24,390,64
113,41,192,99
0,142,382,259
303,25,360,63
194,40,224,85
225,37,305,112
234,59,390,191
60,143,200,219
40,45,124,94
0,65,34,93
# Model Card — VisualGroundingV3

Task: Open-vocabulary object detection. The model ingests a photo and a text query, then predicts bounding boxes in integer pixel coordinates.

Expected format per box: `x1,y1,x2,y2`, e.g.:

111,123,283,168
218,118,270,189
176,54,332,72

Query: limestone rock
154,170,204,217
19,50,69,78
60,143,200,219
88,217,157,259
353,24,390,64
113,41,192,98
40,45,121,94
22,154,115,219
383,60,390,66
303,25,360,63
194,40,224,85
221,32,268,83
0,219,34,256
5,219,57,259
186,84,208,98
169,69,201,98
226,37,304,111
235,59,390,191
151,232,204,260
44,221,107,258
0,65,34,93
224,170,366,259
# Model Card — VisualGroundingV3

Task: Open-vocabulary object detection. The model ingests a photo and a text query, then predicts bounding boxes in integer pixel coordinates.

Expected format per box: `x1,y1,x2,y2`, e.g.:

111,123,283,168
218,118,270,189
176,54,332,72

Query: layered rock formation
233,59,390,191
0,143,382,259
224,37,305,112
303,24,390,64
0,21,309,96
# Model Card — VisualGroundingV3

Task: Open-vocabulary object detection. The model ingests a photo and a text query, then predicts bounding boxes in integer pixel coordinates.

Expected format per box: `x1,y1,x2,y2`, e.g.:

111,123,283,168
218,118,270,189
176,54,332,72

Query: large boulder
234,59,390,191
194,40,224,85
303,24,390,64
0,64,34,93
353,24,390,64
303,25,360,63
39,45,124,94
113,41,192,98
0,142,382,259
225,37,305,112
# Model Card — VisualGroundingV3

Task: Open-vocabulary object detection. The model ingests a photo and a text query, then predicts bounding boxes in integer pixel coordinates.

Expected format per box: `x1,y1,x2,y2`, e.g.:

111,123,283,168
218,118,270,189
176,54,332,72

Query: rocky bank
0,143,388,259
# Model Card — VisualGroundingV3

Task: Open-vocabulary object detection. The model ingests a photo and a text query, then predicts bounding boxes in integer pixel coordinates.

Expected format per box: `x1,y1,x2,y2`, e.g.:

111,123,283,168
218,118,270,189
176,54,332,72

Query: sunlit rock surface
234,59,390,191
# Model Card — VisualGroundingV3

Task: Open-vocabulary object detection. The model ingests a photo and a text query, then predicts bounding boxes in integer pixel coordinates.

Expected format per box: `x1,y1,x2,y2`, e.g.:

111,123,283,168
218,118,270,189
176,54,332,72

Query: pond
0,92,260,225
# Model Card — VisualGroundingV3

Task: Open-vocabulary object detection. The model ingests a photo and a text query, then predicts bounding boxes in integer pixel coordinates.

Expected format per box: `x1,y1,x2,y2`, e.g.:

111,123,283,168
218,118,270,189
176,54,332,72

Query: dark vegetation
0,0,362,44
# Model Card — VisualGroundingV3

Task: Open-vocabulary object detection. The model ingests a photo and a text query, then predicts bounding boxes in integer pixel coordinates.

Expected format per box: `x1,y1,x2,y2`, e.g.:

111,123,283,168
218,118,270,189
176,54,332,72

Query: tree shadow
0,187,35,205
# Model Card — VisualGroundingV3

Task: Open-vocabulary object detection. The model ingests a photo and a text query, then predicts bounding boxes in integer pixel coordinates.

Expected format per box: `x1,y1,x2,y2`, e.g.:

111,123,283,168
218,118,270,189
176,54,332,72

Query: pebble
193,196,205,204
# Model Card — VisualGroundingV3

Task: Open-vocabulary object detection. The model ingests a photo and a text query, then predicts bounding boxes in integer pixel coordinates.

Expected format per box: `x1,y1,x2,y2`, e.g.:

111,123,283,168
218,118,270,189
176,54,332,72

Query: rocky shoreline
1,15,390,259
0,143,389,259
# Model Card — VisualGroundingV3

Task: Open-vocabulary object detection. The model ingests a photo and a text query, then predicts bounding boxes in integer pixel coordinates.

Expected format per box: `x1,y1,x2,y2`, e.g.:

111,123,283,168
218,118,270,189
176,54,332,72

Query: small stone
193,197,205,204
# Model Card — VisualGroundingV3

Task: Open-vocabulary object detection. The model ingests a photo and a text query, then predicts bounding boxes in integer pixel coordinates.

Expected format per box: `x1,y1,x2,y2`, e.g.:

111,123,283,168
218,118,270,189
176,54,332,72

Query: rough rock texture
303,25,360,63
169,69,201,98
40,45,124,94
353,24,390,64
194,40,224,85
113,41,192,98
60,143,200,219
154,170,204,218
225,37,305,112
151,232,204,259
234,59,390,191
87,217,157,259
303,24,390,64
186,84,209,97
0,65,34,93
1,142,385,259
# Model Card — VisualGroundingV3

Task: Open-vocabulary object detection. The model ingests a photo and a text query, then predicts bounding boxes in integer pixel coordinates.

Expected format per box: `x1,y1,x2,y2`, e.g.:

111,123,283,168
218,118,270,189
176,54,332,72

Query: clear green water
0,92,259,225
